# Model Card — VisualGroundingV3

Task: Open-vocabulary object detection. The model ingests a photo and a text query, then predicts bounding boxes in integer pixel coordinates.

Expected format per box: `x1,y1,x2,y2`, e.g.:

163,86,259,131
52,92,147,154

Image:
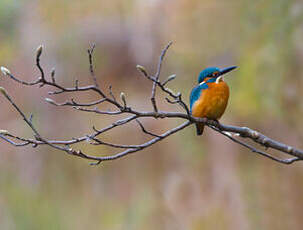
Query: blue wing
190,83,208,112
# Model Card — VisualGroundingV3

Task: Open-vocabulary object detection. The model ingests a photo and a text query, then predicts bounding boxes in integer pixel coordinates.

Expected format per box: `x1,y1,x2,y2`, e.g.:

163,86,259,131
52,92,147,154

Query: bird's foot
207,119,221,129
213,119,224,130
214,119,219,124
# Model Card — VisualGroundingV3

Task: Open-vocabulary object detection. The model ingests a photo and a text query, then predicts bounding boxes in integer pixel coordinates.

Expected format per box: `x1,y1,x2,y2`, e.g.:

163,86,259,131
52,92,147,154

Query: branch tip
36,45,43,58
0,87,8,96
90,160,102,166
51,68,56,83
136,65,148,76
162,74,176,86
120,92,126,107
0,130,9,135
1,66,11,76
45,98,57,106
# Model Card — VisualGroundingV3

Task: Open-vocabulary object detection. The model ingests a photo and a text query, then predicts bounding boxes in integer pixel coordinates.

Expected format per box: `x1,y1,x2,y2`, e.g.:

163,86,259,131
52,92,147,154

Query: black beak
220,66,237,76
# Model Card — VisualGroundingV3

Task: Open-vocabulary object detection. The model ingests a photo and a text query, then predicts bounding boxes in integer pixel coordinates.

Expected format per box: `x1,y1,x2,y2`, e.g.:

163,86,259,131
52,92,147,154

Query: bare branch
81,120,191,165
36,45,46,86
135,119,161,138
50,68,56,83
120,92,127,108
1,43,303,166
108,85,117,102
87,43,99,88
5,71,40,86
205,120,303,161
73,106,123,115
208,125,300,164
45,98,106,107
0,87,40,138
162,74,176,86
0,135,31,147
151,41,173,112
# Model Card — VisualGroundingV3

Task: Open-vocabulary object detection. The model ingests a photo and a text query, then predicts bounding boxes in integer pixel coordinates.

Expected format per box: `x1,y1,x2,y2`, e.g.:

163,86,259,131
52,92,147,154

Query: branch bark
0,42,302,166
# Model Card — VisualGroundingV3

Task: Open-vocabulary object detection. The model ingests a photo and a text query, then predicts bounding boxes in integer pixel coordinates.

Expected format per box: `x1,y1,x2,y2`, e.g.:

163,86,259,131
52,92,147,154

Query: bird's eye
212,71,219,77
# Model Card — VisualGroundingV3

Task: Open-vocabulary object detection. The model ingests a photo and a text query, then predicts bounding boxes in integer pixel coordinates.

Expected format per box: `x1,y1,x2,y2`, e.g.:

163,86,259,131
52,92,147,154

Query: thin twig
135,119,161,138
36,45,46,86
87,44,99,88
151,41,173,112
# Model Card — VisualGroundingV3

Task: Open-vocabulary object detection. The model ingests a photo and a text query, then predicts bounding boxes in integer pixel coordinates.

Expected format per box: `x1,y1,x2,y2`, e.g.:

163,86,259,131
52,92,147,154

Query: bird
190,66,237,135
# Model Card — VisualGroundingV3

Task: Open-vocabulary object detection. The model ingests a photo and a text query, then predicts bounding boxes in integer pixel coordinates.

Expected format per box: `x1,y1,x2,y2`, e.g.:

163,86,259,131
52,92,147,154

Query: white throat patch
216,76,223,84
199,80,206,86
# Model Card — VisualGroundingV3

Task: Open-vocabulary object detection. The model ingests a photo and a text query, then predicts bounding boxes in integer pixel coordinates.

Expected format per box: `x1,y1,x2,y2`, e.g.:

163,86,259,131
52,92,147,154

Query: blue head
198,66,237,83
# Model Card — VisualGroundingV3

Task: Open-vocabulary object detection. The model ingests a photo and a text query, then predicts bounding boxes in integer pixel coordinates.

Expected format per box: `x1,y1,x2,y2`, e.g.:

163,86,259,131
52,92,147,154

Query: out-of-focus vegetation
0,0,303,229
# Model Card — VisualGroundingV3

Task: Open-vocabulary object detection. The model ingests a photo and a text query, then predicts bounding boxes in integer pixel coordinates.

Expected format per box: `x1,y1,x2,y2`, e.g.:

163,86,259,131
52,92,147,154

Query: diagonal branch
135,119,161,138
208,125,300,164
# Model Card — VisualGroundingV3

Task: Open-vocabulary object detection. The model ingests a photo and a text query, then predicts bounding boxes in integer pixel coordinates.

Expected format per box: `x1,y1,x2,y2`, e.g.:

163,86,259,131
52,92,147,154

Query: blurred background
0,0,303,229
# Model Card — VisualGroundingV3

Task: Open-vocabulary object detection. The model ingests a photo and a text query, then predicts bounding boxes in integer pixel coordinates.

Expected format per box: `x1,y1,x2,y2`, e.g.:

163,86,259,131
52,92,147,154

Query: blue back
190,78,217,112
198,67,220,83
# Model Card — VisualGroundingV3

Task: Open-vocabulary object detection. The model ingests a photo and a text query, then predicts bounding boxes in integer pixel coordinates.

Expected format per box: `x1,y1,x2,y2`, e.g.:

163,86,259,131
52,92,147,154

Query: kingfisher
190,66,237,135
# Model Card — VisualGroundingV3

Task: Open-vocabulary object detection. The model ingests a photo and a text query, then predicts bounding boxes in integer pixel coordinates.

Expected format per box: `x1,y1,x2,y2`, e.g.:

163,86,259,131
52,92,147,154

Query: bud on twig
162,74,176,86
1,66,11,76
136,65,148,76
0,87,8,96
45,98,57,106
167,74,176,81
0,130,9,135
51,68,56,83
36,45,43,58
120,92,127,107
51,68,55,77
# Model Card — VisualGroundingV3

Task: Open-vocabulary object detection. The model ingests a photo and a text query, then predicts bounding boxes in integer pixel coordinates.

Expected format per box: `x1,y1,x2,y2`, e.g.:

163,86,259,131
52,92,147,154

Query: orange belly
192,81,229,120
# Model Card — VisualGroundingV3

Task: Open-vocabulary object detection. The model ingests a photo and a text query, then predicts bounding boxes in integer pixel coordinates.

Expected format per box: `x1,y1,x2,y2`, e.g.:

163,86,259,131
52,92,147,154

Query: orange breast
192,81,229,120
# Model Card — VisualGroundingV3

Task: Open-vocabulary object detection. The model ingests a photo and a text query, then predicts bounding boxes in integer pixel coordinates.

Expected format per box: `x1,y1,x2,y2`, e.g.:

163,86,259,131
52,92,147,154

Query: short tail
196,123,204,136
